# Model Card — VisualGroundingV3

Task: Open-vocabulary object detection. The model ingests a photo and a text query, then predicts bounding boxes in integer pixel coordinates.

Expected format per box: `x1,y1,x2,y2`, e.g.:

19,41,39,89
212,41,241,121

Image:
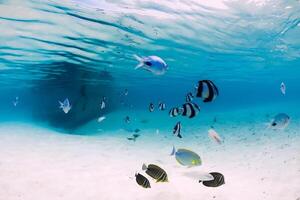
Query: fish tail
134,54,144,69
58,101,63,108
142,163,147,171
170,146,176,156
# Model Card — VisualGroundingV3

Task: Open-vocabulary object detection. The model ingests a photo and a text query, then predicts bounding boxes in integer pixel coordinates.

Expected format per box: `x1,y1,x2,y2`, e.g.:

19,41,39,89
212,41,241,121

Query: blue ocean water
0,0,299,131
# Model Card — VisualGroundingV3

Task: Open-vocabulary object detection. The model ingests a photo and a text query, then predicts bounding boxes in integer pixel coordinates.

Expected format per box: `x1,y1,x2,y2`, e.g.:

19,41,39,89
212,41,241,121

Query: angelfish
134,55,168,75
59,98,71,114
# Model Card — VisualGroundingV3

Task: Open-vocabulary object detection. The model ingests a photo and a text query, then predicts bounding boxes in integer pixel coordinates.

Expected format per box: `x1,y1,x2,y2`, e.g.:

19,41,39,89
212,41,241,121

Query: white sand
0,120,299,200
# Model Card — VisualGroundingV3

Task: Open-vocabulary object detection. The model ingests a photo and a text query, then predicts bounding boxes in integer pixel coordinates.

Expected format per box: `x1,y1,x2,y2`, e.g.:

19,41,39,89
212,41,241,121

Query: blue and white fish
59,98,71,114
170,146,202,167
134,55,168,75
280,82,286,95
169,107,182,117
100,97,106,110
13,96,19,107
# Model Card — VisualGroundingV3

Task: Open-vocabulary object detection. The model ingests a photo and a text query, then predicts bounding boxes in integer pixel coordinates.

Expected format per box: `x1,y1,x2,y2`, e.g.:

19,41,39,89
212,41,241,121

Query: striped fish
181,102,200,118
200,172,225,187
142,164,168,182
196,80,219,102
173,121,182,138
149,103,154,112
186,92,194,102
135,173,151,188
169,107,181,117
158,102,166,110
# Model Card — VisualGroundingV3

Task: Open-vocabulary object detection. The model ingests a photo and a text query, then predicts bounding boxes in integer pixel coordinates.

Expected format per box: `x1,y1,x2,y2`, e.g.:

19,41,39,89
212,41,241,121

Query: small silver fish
97,116,106,123
134,55,168,75
59,98,71,114
280,82,286,95
100,98,106,110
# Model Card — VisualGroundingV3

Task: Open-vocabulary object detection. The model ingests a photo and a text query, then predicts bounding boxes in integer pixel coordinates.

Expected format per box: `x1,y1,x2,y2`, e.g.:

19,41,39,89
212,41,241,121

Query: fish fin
142,163,147,171
134,54,144,69
170,146,176,156
58,101,64,108
178,134,182,138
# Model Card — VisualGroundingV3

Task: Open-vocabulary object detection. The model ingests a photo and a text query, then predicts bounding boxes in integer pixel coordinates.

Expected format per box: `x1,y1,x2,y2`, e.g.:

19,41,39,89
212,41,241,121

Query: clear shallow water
0,0,299,129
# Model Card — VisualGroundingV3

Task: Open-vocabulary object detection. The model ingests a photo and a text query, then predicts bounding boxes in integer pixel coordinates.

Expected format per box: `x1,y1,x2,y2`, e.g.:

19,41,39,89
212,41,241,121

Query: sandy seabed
0,120,299,200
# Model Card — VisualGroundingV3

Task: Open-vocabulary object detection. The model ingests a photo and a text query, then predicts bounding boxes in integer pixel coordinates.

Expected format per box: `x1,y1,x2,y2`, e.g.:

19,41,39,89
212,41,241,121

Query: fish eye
145,61,152,66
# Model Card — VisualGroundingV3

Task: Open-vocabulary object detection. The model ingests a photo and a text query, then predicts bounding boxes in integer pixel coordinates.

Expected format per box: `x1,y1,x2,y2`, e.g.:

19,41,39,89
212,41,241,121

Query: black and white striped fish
142,164,168,182
182,102,200,118
149,103,154,112
173,121,182,138
186,92,194,102
135,173,151,188
158,102,166,111
196,80,219,102
169,107,181,117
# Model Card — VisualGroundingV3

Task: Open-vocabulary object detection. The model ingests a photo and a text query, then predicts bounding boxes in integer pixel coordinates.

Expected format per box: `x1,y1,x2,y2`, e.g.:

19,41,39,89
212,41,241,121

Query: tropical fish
280,82,286,95
124,116,130,123
208,128,222,144
170,146,202,167
169,107,181,117
200,172,225,187
173,121,182,138
13,96,19,107
59,98,71,114
142,164,168,182
181,102,200,118
100,97,106,110
269,113,290,130
158,102,166,111
97,116,106,123
134,55,168,75
196,80,219,102
149,103,154,112
135,173,151,188
186,92,194,102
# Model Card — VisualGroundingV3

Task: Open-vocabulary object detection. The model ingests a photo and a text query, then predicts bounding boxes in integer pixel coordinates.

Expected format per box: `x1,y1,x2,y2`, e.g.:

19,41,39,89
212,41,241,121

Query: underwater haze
0,0,299,200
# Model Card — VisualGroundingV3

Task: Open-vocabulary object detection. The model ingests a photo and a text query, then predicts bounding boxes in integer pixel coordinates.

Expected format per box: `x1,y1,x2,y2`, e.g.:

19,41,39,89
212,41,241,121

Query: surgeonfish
59,98,71,114
200,172,225,187
135,173,151,188
134,55,168,75
280,82,286,95
269,113,290,130
170,146,202,167
181,102,200,118
169,107,182,117
100,97,106,110
196,80,219,102
186,92,194,102
13,96,19,107
142,164,168,182
158,102,166,111
97,116,106,123
149,103,154,112
208,128,222,144
173,121,182,138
